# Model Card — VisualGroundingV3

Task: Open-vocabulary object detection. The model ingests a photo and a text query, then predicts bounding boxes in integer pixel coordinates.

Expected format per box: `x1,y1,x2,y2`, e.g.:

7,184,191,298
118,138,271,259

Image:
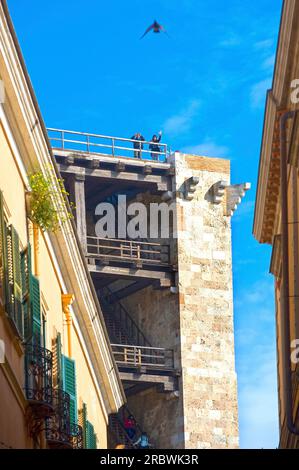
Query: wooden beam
118,371,176,390
88,263,172,286
70,174,87,253
109,280,153,302
124,383,154,397
57,163,170,191
53,149,172,172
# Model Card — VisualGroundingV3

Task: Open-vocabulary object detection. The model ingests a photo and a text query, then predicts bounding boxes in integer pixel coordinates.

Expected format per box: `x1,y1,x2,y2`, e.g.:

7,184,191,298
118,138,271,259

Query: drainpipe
62,294,74,358
280,110,299,435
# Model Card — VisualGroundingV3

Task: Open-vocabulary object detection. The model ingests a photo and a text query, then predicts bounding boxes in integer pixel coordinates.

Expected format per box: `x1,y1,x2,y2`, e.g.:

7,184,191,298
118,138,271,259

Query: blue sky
8,0,283,448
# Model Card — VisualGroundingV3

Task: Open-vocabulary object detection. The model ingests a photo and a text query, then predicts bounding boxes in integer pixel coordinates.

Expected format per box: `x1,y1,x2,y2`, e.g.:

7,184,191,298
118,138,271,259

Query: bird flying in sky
140,20,169,39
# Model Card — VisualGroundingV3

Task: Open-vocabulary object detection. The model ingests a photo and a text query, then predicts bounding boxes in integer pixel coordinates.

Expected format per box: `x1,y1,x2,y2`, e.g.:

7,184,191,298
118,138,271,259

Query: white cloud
219,34,241,48
254,39,274,50
250,78,272,108
162,100,201,136
181,138,229,157
262,54,275,70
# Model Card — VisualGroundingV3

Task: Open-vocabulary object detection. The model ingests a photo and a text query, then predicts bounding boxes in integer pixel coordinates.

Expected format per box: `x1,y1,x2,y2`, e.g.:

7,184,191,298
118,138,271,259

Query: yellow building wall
0,122,27,244
72,327,108,448
0,368,31,449
0,122,33,448
37,232,108,447
0,118,108,448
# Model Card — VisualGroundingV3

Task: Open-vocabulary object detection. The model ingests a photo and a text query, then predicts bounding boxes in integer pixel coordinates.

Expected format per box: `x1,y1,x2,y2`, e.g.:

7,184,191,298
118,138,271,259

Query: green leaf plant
27,168,74,232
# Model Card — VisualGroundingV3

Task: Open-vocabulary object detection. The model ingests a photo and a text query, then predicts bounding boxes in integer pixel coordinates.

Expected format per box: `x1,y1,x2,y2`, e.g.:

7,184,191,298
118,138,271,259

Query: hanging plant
27,169,74,232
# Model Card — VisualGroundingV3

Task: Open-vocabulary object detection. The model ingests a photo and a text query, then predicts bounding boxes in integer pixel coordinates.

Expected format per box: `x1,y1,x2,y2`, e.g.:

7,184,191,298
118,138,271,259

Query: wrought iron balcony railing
45,389,71,449
24,343,53,417
45,389,83,449
70,423,84,450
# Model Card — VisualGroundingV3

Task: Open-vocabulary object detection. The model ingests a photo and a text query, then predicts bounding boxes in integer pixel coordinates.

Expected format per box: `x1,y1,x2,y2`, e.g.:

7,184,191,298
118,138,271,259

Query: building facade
0,0,124,449
254,0,299,449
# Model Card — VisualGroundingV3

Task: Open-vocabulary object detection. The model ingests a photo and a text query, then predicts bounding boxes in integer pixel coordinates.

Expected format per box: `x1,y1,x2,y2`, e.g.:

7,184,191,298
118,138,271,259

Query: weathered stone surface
124,153,238,449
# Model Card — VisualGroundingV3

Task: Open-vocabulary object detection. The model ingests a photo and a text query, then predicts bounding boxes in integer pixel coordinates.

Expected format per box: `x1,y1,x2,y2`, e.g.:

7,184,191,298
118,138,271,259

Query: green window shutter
52,333,62,389
79,402,87,448
86,421,97,449
6,226,14,319
11,226,23,336
0,191,6,296
0,192,9,315
92,429,97,449
62,355,77,424
21,244,31,297
21,245,32,341
29,273,41,345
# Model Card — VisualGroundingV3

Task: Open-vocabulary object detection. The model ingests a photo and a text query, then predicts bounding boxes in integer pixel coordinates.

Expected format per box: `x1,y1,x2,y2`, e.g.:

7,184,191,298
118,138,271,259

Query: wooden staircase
99,286,152,347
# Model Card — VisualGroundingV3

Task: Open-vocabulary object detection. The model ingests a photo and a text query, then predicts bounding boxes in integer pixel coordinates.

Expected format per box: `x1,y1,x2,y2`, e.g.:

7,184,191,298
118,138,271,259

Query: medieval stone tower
49,129,249,448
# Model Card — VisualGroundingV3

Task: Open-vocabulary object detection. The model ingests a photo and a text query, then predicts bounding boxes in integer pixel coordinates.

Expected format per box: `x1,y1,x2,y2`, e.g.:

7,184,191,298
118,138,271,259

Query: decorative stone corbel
211,180,229,204
224,183,251,216
185,176,200,200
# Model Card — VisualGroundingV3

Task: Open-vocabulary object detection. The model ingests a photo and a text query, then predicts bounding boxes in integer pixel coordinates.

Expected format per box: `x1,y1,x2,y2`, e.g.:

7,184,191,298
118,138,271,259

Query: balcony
45,389,83,449
112,344,174,371
111,344,177,394
70,423,84,449
24,343,53,418
87,237,173,288
87,236,170,267
47,128,169,162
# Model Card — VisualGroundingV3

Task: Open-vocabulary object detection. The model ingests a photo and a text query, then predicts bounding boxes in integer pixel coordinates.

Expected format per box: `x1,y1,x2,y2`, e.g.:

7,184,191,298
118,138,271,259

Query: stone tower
50,130,249,449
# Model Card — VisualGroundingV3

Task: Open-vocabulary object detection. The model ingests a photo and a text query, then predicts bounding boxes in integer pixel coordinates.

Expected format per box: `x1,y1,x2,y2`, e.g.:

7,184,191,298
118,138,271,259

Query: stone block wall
122,286,185,449
121,152,239,449
172,152,239,448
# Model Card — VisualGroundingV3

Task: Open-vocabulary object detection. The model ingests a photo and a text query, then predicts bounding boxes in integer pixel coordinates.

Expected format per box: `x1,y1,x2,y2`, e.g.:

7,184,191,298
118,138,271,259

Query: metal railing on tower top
47,128,168,162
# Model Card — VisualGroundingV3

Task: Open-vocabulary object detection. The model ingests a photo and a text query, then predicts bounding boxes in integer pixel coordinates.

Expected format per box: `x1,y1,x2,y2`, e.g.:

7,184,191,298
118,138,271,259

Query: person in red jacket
124,415,136,440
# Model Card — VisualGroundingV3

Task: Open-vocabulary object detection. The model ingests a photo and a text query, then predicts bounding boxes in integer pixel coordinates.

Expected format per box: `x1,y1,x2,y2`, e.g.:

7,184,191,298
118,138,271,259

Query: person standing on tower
131,132,145,159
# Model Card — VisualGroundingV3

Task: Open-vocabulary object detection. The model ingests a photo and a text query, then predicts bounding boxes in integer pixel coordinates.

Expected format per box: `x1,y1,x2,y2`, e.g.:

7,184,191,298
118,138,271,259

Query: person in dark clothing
131,132,145,159
149,131,162,160
124,415,137,440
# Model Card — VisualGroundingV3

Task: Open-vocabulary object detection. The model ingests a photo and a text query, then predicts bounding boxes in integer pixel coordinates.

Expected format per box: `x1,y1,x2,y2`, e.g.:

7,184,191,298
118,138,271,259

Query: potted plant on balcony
26,168,74,233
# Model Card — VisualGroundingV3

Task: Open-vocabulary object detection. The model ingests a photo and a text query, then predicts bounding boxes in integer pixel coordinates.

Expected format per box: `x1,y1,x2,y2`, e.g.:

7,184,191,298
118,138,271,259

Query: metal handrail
87,236,170,265
47,127,168,162
111,343,174,369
